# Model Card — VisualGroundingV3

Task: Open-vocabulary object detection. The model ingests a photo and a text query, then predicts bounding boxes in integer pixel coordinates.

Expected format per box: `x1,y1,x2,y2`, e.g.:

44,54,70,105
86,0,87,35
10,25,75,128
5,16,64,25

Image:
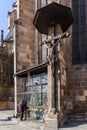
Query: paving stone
0,110,87,130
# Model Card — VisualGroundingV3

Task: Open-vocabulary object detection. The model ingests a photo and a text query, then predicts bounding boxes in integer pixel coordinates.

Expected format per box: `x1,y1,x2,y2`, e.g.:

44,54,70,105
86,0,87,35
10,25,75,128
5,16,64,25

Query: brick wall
16,0,35,72
10,10,17,28
67,65,87,114
0,46,8,101
0,8,15,110
8,9,17,32
0,102,8,110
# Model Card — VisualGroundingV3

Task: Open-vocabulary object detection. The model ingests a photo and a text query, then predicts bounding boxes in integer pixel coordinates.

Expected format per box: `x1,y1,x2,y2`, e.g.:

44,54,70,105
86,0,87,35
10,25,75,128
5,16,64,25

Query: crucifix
33,2,73,129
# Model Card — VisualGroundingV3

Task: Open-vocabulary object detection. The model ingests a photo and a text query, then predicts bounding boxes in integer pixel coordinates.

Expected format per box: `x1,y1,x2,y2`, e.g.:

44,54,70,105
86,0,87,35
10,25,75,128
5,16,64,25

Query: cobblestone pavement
0,110,87,130
0,110,48,130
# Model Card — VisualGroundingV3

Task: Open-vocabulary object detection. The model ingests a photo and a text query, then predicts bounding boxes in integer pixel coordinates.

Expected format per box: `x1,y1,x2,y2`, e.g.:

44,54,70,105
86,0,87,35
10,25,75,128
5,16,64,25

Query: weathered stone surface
15,0,35,72
67,65,87,114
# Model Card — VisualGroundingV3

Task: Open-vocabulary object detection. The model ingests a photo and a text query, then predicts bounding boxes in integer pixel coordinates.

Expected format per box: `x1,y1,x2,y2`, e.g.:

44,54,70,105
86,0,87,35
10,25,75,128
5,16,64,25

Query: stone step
68,114,87,121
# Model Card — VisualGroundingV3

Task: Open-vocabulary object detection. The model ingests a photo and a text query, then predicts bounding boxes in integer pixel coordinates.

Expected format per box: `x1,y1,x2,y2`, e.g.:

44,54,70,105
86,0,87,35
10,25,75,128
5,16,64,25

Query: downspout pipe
13,22,17,117
35,0,38,65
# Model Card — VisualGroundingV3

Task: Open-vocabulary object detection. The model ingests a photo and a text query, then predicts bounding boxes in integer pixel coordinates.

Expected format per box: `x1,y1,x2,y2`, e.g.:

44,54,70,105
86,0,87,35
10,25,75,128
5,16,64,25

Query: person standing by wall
18,99,27,120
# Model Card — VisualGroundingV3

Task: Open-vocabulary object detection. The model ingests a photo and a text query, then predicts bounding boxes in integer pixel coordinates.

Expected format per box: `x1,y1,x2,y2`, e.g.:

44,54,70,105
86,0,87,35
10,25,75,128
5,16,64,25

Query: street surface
0,110,87,130
0,110,39,130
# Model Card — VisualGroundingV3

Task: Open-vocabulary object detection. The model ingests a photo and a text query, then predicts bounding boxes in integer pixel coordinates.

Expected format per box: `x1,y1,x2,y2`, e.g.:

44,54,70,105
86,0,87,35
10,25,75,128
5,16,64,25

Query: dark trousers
20,110,26,120
20,111,24,120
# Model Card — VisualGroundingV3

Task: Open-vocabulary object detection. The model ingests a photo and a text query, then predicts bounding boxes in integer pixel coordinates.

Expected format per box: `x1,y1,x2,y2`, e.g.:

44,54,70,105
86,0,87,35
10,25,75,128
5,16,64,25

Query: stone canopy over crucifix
33,2,73,35
33,2,73,67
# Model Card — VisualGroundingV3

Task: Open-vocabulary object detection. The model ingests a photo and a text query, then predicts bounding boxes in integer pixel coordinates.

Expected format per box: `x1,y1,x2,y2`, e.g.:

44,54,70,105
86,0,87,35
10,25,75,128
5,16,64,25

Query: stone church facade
0,0,87,127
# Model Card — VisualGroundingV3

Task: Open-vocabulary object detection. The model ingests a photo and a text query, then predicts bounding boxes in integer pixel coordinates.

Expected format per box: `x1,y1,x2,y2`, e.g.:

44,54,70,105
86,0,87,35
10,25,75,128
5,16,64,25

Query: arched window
40,0,48,7
10,56,14,87
72,0,87,64
41,34,47,63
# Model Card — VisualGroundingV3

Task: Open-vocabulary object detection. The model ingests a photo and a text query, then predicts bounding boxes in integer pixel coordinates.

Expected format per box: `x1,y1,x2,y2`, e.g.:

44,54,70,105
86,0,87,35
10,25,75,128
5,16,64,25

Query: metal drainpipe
17,0,19,19
58,41,61,112
35,0,38,65
14,24,17,117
